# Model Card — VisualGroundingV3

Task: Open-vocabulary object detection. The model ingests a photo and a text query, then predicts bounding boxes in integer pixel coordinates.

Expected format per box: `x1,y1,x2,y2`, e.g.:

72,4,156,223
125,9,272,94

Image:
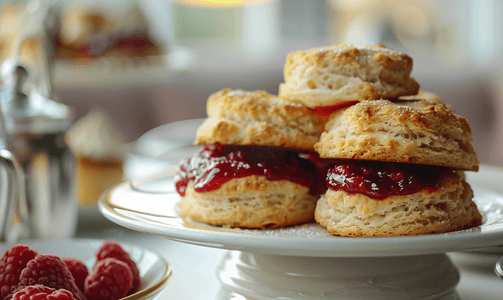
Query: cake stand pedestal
215,251,459,300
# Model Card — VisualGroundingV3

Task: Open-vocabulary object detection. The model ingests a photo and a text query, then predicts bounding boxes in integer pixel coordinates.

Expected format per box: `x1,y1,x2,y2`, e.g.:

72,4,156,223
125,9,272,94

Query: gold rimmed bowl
0,238,172,300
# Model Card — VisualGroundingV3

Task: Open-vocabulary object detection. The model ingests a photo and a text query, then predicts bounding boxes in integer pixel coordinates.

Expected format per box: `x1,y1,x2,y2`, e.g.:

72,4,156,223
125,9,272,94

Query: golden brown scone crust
278,44,420,108
314,99,479,171
195,89,326,150
179,176,319,229
60,8,115,46
315,171,482,237
399,90,443,103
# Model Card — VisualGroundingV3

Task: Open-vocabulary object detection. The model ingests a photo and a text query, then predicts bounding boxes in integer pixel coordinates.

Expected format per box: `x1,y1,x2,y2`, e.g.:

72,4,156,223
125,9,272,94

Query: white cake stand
99,167,503,300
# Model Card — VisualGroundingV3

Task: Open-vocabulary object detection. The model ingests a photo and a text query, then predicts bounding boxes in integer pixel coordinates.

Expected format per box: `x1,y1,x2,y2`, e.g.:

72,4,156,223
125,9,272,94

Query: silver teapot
0,65,77,241
0,0,77,241
0,64,77,241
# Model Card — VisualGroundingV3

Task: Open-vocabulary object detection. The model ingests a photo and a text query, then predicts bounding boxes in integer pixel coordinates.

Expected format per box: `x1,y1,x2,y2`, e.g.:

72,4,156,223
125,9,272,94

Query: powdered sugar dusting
225,89,247,97
242,223,333,238
270,98,305,108
316,44,403,59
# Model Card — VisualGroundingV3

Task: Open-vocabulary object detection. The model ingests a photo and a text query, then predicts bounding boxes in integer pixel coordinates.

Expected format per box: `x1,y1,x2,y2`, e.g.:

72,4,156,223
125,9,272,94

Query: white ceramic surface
216,252,460,300
99,165,503,258
0,239,172,300
130,118,204,159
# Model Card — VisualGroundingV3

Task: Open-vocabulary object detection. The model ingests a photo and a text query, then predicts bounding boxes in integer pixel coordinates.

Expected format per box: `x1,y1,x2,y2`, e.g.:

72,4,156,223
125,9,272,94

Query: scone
65,109,125,207
56,5,163,63
315,99,479,171
175,89,327,229
0,3,47,68
58,7,115,48
279,44,420,110
195,88,326,150
313,100,482,236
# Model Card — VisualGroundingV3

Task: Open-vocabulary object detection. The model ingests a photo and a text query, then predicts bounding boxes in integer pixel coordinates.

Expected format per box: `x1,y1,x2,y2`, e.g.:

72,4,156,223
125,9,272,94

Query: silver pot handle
495,256,503,279
0,70,28,242
0,150,23,241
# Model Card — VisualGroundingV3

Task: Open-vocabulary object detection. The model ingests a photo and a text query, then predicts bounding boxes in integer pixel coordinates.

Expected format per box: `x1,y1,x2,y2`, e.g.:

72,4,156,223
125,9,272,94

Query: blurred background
1,0,502,166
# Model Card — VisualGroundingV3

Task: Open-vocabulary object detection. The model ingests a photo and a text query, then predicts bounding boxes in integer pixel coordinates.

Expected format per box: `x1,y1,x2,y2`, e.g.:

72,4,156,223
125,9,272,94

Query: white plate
129,118,204,159
99,163,503,258
54,46,196,89
0,239,172,300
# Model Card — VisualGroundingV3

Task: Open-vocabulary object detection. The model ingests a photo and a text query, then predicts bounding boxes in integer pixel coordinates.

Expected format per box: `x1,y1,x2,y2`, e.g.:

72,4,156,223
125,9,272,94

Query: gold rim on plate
121,258,172,300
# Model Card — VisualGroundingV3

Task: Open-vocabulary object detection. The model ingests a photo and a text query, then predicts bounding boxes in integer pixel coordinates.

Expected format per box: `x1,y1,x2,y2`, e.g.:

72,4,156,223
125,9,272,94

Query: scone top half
314,99,480,171
185,88,328,198
183,89,327,198
195,88,326,150
279,44,420,109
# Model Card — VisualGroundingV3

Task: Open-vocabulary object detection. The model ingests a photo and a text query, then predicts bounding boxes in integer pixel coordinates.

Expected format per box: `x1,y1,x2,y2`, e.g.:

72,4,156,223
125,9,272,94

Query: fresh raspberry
85,258,133,300
0,245,38,299
62,258,89,294
11,285,76,300
19,255,86,300
95,241,140,293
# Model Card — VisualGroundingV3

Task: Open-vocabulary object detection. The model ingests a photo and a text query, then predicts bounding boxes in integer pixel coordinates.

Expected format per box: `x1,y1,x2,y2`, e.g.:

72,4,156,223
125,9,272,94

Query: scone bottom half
316,164,482,236
174,144,330,229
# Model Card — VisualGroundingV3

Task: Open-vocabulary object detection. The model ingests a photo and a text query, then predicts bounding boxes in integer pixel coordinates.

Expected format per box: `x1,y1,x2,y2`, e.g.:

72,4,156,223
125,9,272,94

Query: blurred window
173,3,243,42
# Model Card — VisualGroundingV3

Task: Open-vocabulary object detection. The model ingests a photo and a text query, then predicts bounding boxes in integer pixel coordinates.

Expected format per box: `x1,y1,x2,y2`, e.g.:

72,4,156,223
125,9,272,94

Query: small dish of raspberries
0,239,171,300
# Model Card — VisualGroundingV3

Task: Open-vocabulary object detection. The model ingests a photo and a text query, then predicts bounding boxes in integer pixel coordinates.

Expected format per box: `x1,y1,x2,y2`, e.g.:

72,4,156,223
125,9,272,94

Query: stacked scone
313,100,480,236
175,44,482,236
175,89,327,229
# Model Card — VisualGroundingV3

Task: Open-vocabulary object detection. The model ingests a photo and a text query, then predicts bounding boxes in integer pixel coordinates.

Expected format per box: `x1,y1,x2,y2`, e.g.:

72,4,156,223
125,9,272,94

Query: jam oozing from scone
326,161,455,200
309,101,359,116
175,144,326,196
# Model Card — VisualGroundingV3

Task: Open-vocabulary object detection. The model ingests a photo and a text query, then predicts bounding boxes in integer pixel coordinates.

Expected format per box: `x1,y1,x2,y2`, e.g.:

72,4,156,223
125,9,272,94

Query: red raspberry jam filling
83,34,159,57
309,101,359,116
326,161,455,200
175,144,326,196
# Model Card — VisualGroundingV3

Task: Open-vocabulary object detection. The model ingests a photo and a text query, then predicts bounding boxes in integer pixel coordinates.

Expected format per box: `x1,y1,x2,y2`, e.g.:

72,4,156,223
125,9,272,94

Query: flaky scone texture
314,99,479,171
399,90,443,103
195,88,325,150
179,176,319,229
278,44,420,108
315,172,482,236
